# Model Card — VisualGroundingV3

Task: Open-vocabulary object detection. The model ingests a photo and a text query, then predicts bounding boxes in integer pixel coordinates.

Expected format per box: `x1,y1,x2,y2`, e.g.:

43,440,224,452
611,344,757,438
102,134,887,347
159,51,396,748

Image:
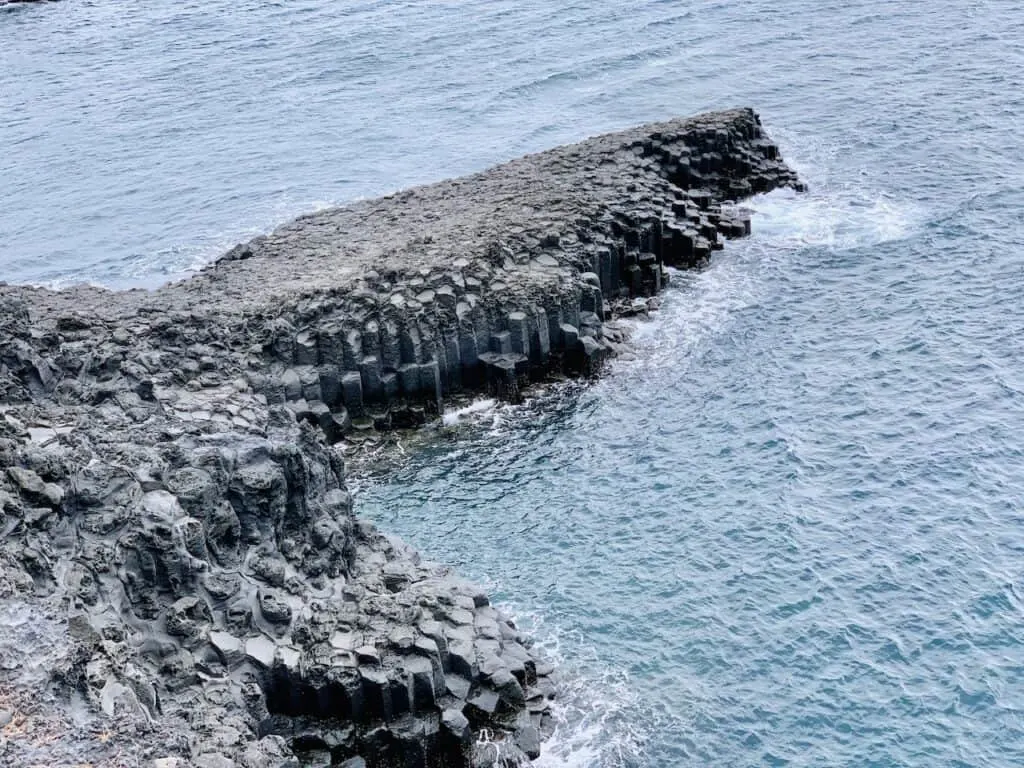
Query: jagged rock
245,636,277,668
238,736,300,768
0,108,799,767
465,688,501,725
515,725,542,760
194,755,237,768
490,668,526,706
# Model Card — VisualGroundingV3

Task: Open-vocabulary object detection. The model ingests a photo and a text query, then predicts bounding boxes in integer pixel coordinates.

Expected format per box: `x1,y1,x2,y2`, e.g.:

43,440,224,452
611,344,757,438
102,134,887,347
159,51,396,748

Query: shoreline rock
0,108,800,767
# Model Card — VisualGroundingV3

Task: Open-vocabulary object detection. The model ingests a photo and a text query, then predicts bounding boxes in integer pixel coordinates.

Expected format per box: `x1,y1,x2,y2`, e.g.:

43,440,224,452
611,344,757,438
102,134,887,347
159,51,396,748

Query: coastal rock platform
0,109,799,767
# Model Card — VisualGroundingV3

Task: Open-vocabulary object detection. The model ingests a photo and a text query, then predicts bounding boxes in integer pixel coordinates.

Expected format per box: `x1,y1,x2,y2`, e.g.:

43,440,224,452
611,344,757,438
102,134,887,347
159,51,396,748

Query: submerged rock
0,108,800,766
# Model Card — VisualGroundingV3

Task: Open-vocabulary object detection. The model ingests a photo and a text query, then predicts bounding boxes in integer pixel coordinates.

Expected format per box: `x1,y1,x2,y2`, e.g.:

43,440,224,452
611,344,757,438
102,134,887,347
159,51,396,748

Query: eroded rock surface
0,108,799,767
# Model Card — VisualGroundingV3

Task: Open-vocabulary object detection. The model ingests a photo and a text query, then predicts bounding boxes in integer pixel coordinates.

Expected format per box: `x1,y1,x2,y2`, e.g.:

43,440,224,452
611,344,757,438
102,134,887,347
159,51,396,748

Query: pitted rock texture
3,108,801,434
0,109,799,767
0,403,552,767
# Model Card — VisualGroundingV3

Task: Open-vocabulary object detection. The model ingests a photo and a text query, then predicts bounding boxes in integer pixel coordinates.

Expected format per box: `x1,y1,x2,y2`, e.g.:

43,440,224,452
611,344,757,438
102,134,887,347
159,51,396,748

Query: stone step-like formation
0,108,800,767
229,109,801,432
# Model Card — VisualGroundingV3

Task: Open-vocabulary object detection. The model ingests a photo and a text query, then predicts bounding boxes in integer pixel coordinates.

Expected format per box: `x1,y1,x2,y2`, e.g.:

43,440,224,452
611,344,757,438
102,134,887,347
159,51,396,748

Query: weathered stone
342,328,363,371
341,371,363,414
559,323,579,349
317,323,345,367
500,641,535,685
294,330,318,366
245,636,277,668
359,356,383,402
405,656,436,712
445,675,472,701
0,108,800,767
388,626,415,652
489,331,512,355
464,688,500,725
530,308,551,366
194,754,237,768
165,596,212,641
417,619,448,655
355,645,381,666
506,312,530,358
210,630,244,665
441,707,472,759
419,360,443,413
359,667,392,722
258,589,293,625
330,631,358,651
447,640,477,679
413,635,439,661
281,369,302,402
516,724,542,759
490,668,525,706
396,362,419,396
7,466,45,496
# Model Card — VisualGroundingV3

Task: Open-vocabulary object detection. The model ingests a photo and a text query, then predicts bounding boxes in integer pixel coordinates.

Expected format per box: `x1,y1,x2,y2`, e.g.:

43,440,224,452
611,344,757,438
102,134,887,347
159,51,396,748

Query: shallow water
5,0,1024,765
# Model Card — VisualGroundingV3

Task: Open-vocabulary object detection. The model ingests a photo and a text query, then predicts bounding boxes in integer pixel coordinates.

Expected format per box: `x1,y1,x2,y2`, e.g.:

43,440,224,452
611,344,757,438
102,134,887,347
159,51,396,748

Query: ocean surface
4,0,1024,765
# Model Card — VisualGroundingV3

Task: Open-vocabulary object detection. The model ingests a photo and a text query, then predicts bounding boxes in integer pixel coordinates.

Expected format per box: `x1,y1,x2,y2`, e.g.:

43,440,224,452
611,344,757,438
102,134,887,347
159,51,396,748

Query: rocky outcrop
0,108,800,767
0,375,553,767
224,109,800,427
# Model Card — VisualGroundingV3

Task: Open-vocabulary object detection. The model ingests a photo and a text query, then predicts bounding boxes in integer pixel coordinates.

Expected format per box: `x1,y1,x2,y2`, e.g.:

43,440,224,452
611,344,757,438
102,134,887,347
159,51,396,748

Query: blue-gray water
4,1,1024,765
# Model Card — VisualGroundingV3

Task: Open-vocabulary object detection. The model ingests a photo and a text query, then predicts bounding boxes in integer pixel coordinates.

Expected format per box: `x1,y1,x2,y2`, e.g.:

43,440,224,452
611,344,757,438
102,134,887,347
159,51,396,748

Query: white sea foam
737,184,924,252
601,180,926,394
499,607,655,768
442,397,499,426
534,679,653,768
617,256,763,376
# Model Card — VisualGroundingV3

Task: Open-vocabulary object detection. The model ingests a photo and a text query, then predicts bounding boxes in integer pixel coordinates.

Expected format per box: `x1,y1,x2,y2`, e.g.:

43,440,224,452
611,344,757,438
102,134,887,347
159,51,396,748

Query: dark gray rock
465,688,501,725
0,108,800,768
515,724,542,760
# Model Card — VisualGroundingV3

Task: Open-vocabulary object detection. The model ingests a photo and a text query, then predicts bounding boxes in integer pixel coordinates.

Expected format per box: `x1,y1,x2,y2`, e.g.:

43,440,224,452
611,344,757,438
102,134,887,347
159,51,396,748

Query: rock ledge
0,108,800,767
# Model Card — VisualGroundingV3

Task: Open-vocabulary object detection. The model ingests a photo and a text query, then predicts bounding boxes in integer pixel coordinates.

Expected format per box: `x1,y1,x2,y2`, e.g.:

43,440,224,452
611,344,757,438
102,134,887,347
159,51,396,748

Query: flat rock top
2,108,761,326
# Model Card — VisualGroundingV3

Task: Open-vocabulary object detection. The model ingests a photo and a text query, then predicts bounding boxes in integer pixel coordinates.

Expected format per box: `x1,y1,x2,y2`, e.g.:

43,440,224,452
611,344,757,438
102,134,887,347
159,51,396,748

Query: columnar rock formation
0,109,800,767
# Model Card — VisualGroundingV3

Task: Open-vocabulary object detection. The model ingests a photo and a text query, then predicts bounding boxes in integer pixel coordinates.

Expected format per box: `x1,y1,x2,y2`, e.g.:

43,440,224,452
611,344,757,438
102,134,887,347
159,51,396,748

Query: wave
442,397,500,426
736,185,925,253
503,608,665,768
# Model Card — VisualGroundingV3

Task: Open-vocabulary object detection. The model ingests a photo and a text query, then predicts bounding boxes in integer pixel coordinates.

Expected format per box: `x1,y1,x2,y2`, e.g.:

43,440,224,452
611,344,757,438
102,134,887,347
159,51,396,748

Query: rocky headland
0,108,800,767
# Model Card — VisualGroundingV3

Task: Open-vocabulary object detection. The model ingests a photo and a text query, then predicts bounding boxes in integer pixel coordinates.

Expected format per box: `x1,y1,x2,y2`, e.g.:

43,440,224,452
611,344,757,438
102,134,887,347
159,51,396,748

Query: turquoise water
5,1,1024,765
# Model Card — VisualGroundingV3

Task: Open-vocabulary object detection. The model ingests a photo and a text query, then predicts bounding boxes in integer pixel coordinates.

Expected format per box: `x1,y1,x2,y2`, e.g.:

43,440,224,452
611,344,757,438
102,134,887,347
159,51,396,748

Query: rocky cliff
0,108,800,767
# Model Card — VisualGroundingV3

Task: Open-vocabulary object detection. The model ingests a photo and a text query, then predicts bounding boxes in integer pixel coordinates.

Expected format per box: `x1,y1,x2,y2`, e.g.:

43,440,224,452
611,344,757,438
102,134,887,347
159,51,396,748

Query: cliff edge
0,108,800,767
